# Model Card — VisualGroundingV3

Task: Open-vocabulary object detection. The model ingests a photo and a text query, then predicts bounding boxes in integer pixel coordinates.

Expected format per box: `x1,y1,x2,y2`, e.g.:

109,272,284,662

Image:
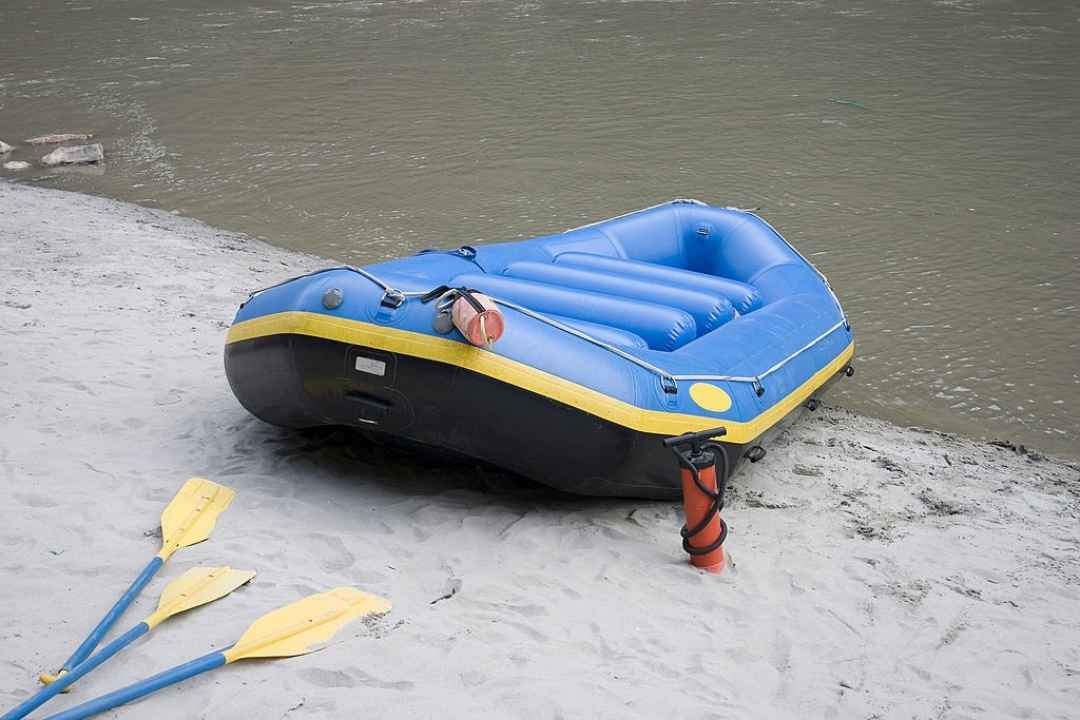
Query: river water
2,0,1077,458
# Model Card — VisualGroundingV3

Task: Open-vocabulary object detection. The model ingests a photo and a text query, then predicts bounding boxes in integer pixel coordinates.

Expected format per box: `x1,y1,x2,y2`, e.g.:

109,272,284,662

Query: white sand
1,181,1078,719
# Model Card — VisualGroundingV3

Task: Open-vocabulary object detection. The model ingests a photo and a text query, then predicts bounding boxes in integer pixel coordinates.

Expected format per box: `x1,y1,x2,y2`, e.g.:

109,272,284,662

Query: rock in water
25,133,94,145
0,140,14,154
41,143,104,166
3,161,31,171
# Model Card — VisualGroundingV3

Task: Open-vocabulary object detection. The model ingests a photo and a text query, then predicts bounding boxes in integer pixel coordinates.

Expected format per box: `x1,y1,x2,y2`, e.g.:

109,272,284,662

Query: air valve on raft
663,426,730,574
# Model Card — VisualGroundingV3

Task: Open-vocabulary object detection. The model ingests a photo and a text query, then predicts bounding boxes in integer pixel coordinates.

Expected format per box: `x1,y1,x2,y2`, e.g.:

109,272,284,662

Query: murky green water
2,0,1077,457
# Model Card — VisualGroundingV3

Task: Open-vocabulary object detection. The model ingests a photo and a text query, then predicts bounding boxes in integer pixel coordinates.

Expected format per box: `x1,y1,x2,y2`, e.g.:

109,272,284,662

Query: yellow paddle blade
144,566,256,629
37,671,66,687
158,478,235,560
223,587,391,663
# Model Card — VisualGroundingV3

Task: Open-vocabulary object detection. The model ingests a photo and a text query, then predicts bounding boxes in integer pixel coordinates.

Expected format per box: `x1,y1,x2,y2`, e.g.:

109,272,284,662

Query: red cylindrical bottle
680,455,725,573
451,292,504,348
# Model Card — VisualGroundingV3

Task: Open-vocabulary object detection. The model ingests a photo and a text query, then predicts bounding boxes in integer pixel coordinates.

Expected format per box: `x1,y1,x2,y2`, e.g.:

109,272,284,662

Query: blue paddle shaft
1,624,149,720
43,651,227,720
61,556,164,671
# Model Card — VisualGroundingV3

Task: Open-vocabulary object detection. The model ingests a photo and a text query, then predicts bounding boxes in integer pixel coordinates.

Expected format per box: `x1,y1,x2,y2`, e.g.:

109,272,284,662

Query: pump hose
679,442,729,556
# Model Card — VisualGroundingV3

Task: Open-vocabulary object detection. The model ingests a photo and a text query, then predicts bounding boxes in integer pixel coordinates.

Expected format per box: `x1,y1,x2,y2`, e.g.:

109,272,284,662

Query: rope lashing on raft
671,318,849,392
485,296,683,391
747,210,850,331
416,245,488,273
241,265,431,309
241,253,850,396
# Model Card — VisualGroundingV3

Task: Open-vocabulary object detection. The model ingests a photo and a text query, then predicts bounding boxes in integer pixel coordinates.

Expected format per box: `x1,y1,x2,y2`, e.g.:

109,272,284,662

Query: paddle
2,567,255,720
41,588,392,720
40,478,235,686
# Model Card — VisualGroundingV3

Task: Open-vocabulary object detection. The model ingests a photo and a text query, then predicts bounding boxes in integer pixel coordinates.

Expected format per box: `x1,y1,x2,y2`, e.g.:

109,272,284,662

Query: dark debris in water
828,96,869,110
989,439,1047,462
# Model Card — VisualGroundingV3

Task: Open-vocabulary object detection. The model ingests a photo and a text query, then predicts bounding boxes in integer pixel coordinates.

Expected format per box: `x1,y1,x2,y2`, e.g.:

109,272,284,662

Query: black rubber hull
225,334,844,499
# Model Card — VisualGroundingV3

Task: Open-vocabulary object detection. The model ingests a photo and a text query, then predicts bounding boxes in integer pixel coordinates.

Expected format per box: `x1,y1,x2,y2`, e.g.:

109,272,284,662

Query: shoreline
12,175,1076,465
2,181,1078,718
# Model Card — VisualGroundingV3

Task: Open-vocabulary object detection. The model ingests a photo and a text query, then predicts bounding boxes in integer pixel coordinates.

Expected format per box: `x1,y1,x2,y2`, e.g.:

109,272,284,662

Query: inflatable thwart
224,200,855,498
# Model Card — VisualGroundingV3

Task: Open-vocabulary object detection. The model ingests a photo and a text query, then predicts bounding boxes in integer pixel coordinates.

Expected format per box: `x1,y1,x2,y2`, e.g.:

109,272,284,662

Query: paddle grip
2,624,149,720
60,556,163,671
42,651,227,720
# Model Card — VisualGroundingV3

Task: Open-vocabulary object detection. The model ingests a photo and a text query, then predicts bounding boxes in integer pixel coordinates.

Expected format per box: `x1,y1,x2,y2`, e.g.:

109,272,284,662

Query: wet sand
1,182,1078,719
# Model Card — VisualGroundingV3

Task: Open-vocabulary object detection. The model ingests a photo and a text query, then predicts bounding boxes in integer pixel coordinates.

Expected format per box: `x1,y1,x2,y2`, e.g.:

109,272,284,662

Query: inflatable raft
225,200,854,498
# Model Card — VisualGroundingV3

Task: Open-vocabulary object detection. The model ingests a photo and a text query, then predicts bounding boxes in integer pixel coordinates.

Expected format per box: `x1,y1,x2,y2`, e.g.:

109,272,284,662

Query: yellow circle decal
689,383,732,412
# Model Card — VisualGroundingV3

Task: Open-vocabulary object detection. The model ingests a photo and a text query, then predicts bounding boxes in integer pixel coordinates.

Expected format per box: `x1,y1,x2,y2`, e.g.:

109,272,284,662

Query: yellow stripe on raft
226,311,854,444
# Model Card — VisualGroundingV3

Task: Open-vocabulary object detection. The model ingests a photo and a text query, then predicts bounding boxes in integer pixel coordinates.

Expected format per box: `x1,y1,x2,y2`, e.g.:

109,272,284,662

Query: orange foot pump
663,426,730,573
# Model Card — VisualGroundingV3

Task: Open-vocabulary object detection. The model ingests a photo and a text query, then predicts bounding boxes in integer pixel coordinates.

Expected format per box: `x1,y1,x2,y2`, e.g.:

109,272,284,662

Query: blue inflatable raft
225,200,854,498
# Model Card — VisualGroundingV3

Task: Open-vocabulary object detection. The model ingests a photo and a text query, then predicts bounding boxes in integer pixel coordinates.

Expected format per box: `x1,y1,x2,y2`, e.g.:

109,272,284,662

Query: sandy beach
1,181,1078,719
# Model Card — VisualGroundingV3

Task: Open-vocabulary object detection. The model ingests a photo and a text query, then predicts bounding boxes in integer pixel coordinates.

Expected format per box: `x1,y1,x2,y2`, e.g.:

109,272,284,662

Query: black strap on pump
677,441,729,555
663,428,730,556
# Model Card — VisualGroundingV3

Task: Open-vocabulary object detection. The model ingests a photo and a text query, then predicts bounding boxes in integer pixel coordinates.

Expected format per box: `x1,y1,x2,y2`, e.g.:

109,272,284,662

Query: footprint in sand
460,670,486,687
307,533,356,573
37,376,96,396
299,668,415,692
14,493,59,509
299,668,356,688
152,389,184,406
506,603,548,618
770,629,793,699
350,670,415,692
